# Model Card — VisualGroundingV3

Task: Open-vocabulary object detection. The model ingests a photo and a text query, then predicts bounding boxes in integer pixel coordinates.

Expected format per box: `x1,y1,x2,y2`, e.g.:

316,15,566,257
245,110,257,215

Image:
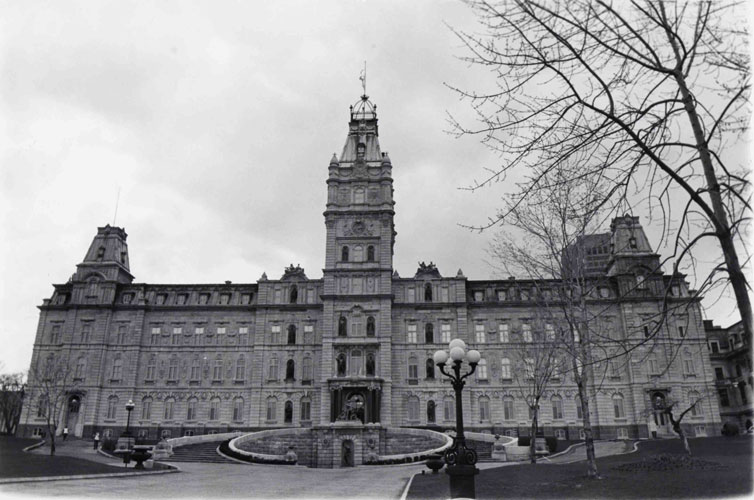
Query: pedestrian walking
62,427,69,441
93,432,100,450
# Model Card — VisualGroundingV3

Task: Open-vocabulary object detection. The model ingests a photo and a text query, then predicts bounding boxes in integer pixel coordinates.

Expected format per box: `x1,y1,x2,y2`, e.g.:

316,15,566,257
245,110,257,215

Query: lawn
0,436,142,480
408,436,753,499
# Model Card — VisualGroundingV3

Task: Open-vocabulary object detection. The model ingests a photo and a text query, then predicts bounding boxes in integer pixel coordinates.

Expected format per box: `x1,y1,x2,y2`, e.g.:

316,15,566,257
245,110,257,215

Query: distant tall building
19,94,721,445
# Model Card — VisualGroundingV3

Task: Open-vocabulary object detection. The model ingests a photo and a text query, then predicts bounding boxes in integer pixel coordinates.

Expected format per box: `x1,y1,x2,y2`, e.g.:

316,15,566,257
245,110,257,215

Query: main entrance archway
66,395,82,437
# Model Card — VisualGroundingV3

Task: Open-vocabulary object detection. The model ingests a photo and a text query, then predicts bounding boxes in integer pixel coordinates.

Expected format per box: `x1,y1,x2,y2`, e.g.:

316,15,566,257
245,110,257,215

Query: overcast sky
0,0,744,373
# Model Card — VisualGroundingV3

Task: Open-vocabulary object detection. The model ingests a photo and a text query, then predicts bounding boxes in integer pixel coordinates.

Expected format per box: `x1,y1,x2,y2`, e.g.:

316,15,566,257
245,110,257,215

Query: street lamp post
124,399,135,437
434,339,481,499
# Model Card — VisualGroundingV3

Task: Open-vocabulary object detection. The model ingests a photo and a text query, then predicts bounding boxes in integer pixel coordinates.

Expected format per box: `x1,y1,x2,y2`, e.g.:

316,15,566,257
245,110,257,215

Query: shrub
101,438,117,453
517,436,531,447
722,423,739,436
545,437,558,453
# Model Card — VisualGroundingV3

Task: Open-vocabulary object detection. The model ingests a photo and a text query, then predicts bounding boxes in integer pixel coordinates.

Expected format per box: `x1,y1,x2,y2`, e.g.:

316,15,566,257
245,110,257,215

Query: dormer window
96,247,105,261
636,275,646,290
356,143,366,159
629,237,637,249
156,294,167,305
120,252,127,264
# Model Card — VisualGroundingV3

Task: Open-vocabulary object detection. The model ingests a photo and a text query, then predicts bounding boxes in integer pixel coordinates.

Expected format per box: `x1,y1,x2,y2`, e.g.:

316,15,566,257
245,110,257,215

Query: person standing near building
62,427,69,441
648,417,658,439
93,432,100,450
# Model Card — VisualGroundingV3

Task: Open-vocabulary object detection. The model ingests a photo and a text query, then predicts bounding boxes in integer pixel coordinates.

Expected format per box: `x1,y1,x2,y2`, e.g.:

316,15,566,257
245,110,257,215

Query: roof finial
359,61,367,98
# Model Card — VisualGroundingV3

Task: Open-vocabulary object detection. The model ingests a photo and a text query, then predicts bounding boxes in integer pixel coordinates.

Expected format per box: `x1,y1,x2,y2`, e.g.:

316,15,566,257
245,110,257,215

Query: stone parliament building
19,94,721,446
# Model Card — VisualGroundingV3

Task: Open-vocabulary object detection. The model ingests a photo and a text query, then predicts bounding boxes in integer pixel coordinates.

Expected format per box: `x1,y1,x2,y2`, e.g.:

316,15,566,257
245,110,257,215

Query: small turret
74,225,133,283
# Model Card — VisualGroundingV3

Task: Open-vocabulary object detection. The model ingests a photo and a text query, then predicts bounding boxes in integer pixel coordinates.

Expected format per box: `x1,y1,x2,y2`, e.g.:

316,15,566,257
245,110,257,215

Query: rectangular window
407,324,417,343
407,287,415,303
408,361,418,380
498,323,509,343
441,287,449,302
718,389,730,407
444,400,454,421
407,398,419,421
304,324,314,343
715,367,725,380
609,361,620,378
522,323,532,342
678,326,685,338
503,399,515,420
576,400,583,420
151,326,161,345
50,324,61,344
441,323,451,343
497,290,507,301
172,327,181,345
271,325,281,343
473,291,484,302
545,323,555,341
199,293,209,305
187,400,196,420
266,400,276,422
613,398,625,419
301,400,311,421
191,360,200,381
219,294,230,305
710,342,719,353
81,322,92,343
475,324,485,343
117,324,127,344
648,358,659,374
233,400,243,421
142,400,151,420
241,293,251,305
210,400,220,420
500,359,511,379
177,294,187,305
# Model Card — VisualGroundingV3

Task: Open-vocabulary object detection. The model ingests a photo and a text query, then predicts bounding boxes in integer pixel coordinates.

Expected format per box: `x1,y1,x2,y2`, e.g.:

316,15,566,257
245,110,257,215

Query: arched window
168,357,178,381
338,316,347,337
551,395,563,420
209,397,221,420
341,246,349,262
266,397,277,422
366,316,375,337
367,245,375,262
366,353,376,376
289,285,298,304
336,353,347,376
353,245,364,262
502,396,515,421
424,283,433,302
425,323,434,343
164,398,175,420
141,397,152,420
302,356,313,382
106,396,118,420
187,397,197,420
233,397,244,421
286,359,295,380
288,324,297,344
427,400,436,423
284,400,293,423
612,394,625,418
426,358,435,379
479,396,490,422
235,356,245,381
269,356,279,380
477,359,488,380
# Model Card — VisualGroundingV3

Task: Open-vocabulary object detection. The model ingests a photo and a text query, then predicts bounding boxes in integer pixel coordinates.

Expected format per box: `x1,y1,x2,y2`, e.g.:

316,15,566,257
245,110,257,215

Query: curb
21,440,46,453
0,467,180,485
400,472,417,500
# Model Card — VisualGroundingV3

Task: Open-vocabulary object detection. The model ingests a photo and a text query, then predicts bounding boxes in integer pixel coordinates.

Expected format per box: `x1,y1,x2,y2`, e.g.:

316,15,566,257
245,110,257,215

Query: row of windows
340,245,376,262
404,322,561,344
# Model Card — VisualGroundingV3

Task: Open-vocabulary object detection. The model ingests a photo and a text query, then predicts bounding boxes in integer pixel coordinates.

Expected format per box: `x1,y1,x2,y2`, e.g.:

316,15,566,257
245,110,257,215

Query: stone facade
705,320,752,432
19,94,721,442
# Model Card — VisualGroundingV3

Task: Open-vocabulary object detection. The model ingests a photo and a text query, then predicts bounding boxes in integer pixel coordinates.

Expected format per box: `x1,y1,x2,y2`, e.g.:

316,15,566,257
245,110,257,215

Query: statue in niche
366,353,375,376
336,353,347,376
337,393,365,423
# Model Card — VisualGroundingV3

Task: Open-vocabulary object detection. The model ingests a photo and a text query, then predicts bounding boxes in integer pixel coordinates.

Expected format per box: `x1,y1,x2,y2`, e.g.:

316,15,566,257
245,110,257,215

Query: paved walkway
537,440,633,464
2,460,425,499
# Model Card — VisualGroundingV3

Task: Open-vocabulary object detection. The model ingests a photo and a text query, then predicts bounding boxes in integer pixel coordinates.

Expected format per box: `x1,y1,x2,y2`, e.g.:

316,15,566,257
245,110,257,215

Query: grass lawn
409,436,753,499
0,436,143,479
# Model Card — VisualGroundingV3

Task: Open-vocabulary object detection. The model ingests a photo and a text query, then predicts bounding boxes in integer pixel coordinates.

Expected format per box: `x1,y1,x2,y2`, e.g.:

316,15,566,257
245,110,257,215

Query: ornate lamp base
446,464,480,499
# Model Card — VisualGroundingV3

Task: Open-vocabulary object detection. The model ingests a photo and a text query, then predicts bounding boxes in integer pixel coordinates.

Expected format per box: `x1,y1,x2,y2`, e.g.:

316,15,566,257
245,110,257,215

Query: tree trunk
577,378,599,478
660,2,753,340
530,411,538,464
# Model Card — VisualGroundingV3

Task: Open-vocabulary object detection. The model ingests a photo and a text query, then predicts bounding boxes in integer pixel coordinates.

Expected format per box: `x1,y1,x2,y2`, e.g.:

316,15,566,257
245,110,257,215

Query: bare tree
0,372,26,435
450,0,751,337
28,354,78,456
511,322,563,464
662,392,709,456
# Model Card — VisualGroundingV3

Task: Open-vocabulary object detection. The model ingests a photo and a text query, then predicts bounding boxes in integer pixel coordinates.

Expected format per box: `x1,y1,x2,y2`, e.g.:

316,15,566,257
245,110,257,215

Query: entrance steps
160,441,237,464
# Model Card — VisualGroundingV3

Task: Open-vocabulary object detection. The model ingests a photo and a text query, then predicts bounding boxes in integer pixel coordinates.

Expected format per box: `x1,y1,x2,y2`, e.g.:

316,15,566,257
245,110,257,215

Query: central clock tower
319,94,396,425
